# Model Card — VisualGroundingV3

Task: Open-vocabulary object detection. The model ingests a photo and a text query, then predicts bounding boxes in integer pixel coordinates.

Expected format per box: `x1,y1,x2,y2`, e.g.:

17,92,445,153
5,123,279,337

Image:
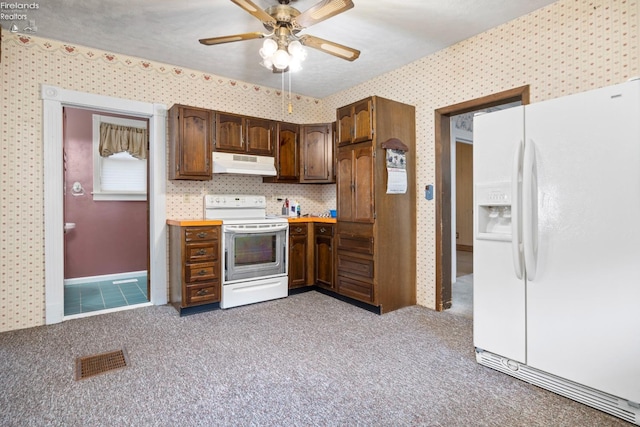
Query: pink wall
63,108,148,279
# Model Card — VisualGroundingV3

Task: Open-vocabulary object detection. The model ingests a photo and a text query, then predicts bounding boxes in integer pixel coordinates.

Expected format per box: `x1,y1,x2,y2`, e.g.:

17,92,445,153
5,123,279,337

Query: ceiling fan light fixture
202,0,358,73
261,38,278,57
287,40,303,56
272,48,291,70
288,57,303,72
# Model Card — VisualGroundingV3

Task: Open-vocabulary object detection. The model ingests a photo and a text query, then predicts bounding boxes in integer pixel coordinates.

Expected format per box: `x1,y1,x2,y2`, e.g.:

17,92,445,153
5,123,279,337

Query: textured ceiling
15,0,557,98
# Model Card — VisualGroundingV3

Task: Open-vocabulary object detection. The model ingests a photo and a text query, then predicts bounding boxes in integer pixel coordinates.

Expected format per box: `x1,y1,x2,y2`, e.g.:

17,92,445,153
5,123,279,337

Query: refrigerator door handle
522,138,539,280
511,139,524,280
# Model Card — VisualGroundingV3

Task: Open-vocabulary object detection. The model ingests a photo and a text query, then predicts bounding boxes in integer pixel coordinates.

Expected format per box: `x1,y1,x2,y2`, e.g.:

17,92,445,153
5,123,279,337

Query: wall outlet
183,193,190,203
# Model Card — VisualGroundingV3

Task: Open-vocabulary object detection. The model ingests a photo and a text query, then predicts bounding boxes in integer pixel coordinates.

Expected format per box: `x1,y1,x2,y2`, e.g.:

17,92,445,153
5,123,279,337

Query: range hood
212,152,277,176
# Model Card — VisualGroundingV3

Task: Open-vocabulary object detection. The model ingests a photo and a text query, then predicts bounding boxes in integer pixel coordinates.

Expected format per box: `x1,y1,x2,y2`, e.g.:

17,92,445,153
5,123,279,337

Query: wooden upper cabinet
245,117,274,156
215,112,244,153
336,149,353,221
215,113,274,156
263,122,299,183
337,143,374,223
336,98,374,146
300,123,333,183
168,104,213,181
353,99,374,143
352,144,375,222
278,122,299,180
337,106,353,145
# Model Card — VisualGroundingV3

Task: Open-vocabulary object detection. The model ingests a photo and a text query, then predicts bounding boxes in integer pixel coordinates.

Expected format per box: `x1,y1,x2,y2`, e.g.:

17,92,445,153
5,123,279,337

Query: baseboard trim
64,270,147,285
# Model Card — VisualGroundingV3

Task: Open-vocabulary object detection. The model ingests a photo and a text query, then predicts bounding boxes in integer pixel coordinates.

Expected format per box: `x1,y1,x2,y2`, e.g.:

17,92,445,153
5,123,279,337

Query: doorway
42,85,167,325
434,85,530,311
62,107,149,316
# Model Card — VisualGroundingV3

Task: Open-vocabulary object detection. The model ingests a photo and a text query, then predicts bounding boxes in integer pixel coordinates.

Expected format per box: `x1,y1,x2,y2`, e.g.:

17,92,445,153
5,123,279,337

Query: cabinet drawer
185,242,218,262
337,253,374,279
314,224,334,236
185,281,220,305
185,262,219,282
185,227,219,242
337,276,374,303
289,224,307,236
337,234,373,255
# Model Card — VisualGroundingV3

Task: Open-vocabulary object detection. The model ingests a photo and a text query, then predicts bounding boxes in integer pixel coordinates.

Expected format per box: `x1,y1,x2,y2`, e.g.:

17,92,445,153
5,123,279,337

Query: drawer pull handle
197,232,207,238
320,227,326,233
295,227,302,233
197,270,207,276
196,289,208,296
197,249,206,256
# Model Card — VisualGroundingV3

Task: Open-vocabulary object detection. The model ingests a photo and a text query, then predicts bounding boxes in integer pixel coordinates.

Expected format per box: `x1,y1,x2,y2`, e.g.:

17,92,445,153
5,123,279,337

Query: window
92,115,148,201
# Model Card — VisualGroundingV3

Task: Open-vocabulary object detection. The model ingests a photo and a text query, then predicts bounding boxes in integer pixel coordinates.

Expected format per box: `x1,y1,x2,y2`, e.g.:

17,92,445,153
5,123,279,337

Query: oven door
223,223,288,283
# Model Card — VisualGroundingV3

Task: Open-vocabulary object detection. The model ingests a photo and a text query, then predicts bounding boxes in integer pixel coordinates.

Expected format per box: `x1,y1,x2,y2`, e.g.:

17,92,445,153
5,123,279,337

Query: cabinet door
336,106,353,145
289,230,308,288
245,117,274,156
337,148,354,221
353,99,374,143
315,226,334,289
353,145,375,223
276,122,299,181
215,113,244,153
169,105,213,180
301,124,332,183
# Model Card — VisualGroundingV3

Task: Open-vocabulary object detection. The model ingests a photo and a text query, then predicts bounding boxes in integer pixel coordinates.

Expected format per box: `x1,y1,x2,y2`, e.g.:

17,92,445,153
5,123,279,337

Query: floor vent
75,348,129,380
476,349,640,425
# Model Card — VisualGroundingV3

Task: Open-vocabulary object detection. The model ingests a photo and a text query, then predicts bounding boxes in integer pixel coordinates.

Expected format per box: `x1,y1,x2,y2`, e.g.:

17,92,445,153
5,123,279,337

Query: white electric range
204,195,288,309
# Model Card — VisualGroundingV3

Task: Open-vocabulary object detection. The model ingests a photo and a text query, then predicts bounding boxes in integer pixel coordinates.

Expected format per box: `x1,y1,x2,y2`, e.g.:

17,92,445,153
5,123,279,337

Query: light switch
425,184,434,200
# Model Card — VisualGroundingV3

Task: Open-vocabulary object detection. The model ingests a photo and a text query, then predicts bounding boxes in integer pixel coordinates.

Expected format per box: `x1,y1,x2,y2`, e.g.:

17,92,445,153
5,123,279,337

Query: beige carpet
0,291,627,426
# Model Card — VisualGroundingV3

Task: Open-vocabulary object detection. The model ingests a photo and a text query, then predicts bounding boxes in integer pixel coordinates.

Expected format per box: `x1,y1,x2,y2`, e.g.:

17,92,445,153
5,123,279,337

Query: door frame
41,85,167,324
434,85,530,311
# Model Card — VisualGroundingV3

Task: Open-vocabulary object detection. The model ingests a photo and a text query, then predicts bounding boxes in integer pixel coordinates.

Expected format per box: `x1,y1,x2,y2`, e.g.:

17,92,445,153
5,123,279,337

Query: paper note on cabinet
386,149,407,194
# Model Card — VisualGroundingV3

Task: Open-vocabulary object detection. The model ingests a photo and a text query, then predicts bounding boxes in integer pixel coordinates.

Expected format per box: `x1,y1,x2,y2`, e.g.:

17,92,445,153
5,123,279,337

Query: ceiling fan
199,0,360,71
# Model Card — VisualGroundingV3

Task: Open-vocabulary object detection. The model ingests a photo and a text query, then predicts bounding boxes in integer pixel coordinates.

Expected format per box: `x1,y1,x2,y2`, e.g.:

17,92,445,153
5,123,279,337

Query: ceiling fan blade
292,0,354,29
299,35,360,61
199,32,265,46
230,0,276,26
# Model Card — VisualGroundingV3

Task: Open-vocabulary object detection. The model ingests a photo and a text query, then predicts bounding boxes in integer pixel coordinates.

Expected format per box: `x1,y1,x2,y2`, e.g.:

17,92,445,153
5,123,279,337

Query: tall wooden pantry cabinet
335,96,416,314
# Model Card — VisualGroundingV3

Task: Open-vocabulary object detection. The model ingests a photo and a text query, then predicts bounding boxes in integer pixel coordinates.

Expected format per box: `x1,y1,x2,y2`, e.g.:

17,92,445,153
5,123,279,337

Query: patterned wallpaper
1,0,639,331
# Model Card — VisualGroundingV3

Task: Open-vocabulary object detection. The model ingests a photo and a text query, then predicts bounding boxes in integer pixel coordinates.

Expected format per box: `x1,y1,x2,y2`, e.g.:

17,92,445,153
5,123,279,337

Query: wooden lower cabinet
336,223,375,304
288,221,335,291
314,224,335,290
288,223,310,289
169,225,221,312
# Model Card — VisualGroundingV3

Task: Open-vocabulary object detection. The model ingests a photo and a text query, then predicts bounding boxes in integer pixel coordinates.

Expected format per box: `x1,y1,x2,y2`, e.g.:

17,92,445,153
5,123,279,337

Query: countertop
166,217,335,226
288,217,336,224
166,219,223,226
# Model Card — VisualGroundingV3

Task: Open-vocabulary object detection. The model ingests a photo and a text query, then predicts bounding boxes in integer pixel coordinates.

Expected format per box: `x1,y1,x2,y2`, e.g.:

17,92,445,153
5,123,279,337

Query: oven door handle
224,224,289,234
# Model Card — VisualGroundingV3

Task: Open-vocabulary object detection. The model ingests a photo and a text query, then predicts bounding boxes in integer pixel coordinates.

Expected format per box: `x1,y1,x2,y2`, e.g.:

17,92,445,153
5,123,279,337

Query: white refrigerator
473,79,640,424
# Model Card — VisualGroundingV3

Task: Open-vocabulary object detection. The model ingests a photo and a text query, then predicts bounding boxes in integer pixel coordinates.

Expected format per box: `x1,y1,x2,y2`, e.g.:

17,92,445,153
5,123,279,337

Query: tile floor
450,250,473,318
456,249,473,277
64,274,148,315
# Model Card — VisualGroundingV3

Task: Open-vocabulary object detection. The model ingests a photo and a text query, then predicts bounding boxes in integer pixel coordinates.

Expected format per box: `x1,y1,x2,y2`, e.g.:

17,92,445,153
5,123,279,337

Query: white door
473,107,527,363
525,81,640,401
